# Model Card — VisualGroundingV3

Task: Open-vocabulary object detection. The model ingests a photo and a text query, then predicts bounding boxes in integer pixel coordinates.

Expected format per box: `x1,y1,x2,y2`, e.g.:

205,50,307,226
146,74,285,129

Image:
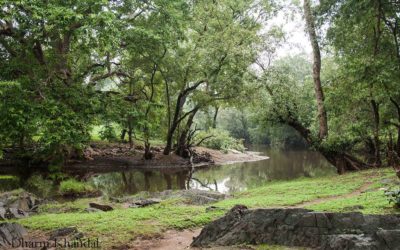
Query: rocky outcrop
0,223,27,247
0,191,41,220
191,206,400,250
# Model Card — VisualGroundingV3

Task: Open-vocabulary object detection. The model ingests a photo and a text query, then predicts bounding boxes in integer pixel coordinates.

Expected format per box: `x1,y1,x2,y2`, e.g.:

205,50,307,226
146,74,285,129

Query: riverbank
64,143,269,174
14,167,399,249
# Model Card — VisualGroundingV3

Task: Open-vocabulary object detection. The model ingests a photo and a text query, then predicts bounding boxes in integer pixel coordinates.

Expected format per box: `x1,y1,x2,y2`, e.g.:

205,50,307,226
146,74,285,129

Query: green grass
215,168,393,209
20,199,224,248
59,179,95,195
18,168,399,248
0,175,18,180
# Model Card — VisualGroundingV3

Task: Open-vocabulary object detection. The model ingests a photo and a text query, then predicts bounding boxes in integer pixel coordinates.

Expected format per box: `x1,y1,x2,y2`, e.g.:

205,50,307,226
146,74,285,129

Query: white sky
275,10,312,57
264,1,312,60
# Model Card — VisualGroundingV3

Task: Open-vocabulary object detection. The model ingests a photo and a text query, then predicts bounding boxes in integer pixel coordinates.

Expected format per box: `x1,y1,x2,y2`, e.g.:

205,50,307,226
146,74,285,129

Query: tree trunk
303,0,328,140
120,129,127,141
390,98,400,155
164,92,186,155
287,117,370,174
176,106,200,158
144,141,154,160
212,106,219,129
370,99,381,166
127,116,133,149
321,150,369,174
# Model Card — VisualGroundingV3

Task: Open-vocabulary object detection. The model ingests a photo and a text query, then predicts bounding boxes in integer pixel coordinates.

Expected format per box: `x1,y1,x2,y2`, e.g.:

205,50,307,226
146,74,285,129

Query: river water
0,146,337,197
88,146,337,197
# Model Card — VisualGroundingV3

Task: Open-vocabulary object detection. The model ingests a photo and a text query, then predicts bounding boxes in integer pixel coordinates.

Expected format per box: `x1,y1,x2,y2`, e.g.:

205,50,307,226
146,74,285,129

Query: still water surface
89,146,337,197
0,147,337,197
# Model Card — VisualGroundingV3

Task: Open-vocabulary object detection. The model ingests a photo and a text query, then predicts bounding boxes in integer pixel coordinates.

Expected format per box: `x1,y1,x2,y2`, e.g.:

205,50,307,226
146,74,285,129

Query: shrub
99,124,118,142
25,174,55,197
59,179,94,196
196,128,245,152
384,188,400,209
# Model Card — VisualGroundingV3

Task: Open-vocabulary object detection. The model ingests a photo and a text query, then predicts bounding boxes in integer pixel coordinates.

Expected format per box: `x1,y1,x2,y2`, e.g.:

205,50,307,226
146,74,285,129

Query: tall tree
303,0,328,140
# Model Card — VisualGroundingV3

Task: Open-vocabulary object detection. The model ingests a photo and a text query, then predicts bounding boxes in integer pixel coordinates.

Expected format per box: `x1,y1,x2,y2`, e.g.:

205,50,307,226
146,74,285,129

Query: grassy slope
18,168,399,248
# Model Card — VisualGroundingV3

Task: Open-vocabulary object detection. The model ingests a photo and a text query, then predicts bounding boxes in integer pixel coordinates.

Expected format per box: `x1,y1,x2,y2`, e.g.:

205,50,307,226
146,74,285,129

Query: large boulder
191,207,400,250
0,223,27,247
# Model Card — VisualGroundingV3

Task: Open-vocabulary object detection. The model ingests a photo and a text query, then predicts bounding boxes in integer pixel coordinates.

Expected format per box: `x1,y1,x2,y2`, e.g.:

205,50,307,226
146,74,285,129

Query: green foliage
385,188,400,209
59,179,95,195
99,124,119,142
24,175,55,197
0,175,20,192
196,129,245,152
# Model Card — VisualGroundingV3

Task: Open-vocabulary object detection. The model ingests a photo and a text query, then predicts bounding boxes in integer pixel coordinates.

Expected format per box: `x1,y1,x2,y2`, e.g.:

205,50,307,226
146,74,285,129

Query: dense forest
2,1,400,249
1,0,400,175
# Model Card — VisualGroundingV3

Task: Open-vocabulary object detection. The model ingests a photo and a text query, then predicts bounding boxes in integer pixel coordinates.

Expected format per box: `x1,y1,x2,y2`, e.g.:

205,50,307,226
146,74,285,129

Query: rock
191,208,400,249
323,234,380,250
0,191,41,214
3,208,27,220
49,227,78,240
89,203,113,211
167,189,226,205
72,232,84,240
129,199,161,208
0,223,27,247
0,208,5,220
376,229,400,250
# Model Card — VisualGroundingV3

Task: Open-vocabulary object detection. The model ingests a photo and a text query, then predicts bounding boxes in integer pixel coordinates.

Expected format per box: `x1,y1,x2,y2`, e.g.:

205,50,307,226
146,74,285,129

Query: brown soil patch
129,228,200,250
194,147,269,165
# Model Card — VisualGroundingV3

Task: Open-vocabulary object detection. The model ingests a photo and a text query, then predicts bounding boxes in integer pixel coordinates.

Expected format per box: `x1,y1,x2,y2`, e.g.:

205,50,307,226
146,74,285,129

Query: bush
384,188,400,209
25,175,55,197
99,124,118,142
196,129,245,152
59,179,94,196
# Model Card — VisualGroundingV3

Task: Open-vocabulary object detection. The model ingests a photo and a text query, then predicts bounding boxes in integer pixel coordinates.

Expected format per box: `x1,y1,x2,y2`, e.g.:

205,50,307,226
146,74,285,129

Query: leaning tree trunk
300,0,370,174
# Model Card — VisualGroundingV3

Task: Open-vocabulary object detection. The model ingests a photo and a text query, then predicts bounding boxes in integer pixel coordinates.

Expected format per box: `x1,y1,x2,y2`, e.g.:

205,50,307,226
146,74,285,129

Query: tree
0,1,123,164
161,0,263,156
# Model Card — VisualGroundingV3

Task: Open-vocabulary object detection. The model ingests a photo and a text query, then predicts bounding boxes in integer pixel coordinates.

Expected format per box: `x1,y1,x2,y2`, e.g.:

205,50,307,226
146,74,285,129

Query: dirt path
130,229,201,250
130,228,253,250
292,181,375,208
